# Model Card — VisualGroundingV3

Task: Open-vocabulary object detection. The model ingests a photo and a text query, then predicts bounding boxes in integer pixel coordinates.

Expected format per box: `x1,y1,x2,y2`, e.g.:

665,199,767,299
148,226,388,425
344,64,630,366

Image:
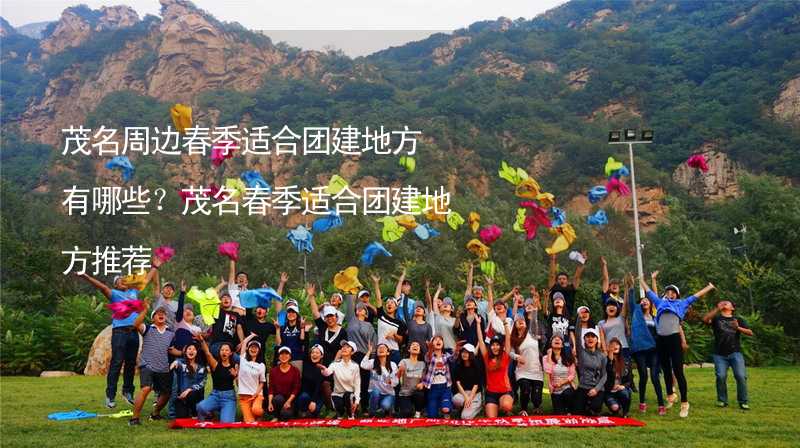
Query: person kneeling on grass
196,336,238,423
397,341,427,418
703,300,753,410
268,346,301,421
170,342,206,419
238,334,266,423
129,302,174,425
423,335,455,418
574,328,607,416
359,342,399,417
322,340,362,419
477,316,514,418
604,338,633,417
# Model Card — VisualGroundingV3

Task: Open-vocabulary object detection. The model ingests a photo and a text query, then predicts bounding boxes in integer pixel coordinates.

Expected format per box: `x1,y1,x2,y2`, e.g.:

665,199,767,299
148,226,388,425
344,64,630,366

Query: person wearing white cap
128,300,174,425
308,283,347,367
268,345,301,421
237,334,266,423
641,273,716,418
426,281,458,353
374,280,407,365
298,344,328,417
322,340,361,418
275,300,307,372
356,289,378,323
574,327,607,416
451,342,483,420
547,251,587,318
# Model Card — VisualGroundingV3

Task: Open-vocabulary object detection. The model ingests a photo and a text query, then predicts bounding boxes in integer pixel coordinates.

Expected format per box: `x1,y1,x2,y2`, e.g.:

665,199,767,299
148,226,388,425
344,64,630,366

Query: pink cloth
106,300,145,320
686,154,709,172
218,242,240,261
208,183,229,201
478,225,503,246
178,189,195,203
605,177,631,196
154,246,175,263
210,141,237,167
519,201,551,240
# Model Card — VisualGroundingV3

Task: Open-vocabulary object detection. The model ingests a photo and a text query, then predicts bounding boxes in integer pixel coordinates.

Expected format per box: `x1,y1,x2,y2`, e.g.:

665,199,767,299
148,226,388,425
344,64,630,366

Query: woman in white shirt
509,315,544,415
322,340,362,418
237,334,266,423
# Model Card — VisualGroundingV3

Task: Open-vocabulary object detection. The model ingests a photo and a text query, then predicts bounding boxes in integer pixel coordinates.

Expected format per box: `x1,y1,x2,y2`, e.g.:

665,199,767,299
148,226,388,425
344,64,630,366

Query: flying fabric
588,186,608,204
360,242,392,266
238,288,283,309
606,177,631,196
334,266,363,293
326,175,349,195
224,178,247,199
536,192,555,209
105,156,135,182
211,142,236,167
398,156,416,173
170,104,192,134
687,154,709,172
587,210,608,226
520,201,552,240
498,161,528,185
240,171,271,190
312,210,343,233
154,246,175,263
186,286,220,325
545,224,577,255
395,214,418,230
300,190,321,209
106,299,145,320
550,207,567,228
604,157,624,177
287,225,314,253
446,211,465,230
218,242,240,261
480,260,496,279
121,271,148,290
512,208,526,233
377,217,406,242
466,239,490,260
478,225,502,246
208,183,229,201
515,178,541,199
413,223,440,241
468,212,480,233
569,250,587,265
178,189,195,203
610,166,630,179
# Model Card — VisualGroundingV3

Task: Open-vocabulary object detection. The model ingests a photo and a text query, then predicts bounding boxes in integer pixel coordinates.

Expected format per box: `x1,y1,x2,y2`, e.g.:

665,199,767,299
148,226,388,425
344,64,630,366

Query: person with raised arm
374,279,407,365
394,267,417,323
542,335,576,414
427,281,458,354
476,315,514,417
322,340,362,419
309,283,346,369
600,256,624,307
237,333,266,423
128,299,174,425
547,251,587,318
345,278,378,413
464,262,489,321
641,273,715,418
604,337,633,417
422,335,455,418
704,299,753,410
196,334,238,423
225,258,249,315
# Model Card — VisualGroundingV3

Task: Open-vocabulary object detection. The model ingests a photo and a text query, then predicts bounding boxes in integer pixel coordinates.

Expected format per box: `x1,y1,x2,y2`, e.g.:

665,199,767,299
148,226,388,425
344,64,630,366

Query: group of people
76,251,753,426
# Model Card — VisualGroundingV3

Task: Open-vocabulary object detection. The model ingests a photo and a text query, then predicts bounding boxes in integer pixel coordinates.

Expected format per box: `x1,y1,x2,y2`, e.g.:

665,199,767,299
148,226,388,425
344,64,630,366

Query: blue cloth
197,389,237,423
645,290,698,324
396,295,416,323
588,186,608,204
287,225,314,253
105,156,135,182
312,210,343,233
360,241,392,266
713,352,748,405
587,210,608,226
240,170,271,190
238,288,283,309
110,289,140,328
611,166,630,179
628,289,656,353
413,224,440,241
550,207,567,227
47,410,97,421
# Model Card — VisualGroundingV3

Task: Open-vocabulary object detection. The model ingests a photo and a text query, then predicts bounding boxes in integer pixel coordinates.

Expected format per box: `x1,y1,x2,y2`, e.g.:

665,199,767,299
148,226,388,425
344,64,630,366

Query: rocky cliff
672,143,742,201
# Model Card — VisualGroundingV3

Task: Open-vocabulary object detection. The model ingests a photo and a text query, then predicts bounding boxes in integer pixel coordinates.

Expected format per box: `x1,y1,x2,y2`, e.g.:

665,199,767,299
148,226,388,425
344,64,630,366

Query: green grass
1,367,798,447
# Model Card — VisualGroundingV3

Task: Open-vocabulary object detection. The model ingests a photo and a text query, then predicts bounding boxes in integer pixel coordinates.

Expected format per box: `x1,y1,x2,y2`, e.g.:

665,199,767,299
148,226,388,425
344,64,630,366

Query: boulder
84,325,142,376
672,144,742,201
40,371,78,377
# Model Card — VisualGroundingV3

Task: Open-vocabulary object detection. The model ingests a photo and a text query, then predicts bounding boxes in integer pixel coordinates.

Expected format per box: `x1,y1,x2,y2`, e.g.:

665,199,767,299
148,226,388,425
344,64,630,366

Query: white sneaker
665,393,678,409
414,411,421,418
679,402,690,418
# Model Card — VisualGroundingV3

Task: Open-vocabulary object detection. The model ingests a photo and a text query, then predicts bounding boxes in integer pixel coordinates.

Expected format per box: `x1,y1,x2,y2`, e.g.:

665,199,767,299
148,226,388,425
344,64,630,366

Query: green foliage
85,90,171,129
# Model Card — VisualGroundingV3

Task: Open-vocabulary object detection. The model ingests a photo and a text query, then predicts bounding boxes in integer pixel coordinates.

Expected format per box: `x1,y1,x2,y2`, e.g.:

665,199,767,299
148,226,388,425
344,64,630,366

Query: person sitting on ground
267,346,301,421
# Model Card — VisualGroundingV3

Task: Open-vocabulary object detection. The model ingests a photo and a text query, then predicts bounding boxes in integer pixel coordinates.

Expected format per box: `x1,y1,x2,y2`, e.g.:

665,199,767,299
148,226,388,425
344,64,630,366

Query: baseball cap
340,340,357,352
461,343,476,354
552,292,565,302
277,346,292,355
322,305,338,317
287,305,300,313
357,290,370,299
355,302,368,312
162,282,176,290
577,305,590,314
247,339,262,349
441,297,454,307
583,328,600,339
665,285,681,296
310,343,324,355
150,305,168,319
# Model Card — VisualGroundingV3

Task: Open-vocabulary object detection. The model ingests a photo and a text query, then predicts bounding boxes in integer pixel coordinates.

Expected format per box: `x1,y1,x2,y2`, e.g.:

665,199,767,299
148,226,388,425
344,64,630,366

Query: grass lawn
1,366,798,447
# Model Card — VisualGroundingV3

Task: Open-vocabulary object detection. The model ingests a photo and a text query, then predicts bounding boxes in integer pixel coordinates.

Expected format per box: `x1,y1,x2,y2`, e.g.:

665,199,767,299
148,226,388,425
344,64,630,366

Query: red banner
171,415,645,430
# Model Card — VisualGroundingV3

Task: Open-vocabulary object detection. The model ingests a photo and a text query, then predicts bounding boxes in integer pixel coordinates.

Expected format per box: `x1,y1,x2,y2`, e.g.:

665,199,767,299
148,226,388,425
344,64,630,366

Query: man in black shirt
703,300,754,410
547,252,587,318
238,304,278,364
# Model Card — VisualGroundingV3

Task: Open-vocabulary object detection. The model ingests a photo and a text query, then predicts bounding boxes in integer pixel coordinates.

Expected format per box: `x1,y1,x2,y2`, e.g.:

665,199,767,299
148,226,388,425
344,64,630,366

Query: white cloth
226,283,244,310
237,359,265,396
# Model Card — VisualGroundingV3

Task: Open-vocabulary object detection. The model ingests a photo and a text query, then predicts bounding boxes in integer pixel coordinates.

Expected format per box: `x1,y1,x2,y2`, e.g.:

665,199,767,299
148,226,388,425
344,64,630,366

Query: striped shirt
139,324,174,373
421,351,454,388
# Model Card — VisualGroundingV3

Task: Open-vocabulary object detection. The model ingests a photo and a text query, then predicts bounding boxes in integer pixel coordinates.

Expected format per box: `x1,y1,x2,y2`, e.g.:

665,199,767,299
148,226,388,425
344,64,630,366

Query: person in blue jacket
623,274,664,416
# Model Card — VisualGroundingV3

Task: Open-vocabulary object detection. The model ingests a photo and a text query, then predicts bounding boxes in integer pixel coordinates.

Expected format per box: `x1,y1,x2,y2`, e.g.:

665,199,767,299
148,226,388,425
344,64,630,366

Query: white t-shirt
512,333,544,381
237,358,266,396
226,283,245,310
322,359,362,403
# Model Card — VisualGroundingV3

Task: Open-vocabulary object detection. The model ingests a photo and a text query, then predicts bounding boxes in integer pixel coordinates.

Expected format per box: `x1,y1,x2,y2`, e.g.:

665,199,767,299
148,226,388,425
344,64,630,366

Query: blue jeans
197,389,237,423
369,390,395,416
106,328,139,400
297,392,323,417
713,352,748,405
426,383,452,418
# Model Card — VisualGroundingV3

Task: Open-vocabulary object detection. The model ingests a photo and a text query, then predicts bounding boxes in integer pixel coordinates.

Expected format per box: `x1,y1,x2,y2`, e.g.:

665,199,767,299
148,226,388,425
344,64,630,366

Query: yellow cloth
377,217,406,242
604,157,624,177
545,224,577,255
334,266,362,294
446,211,465,230
399,156,416,173
515,178,541,199
513,208,526,233
224,178,247,199
468,212,480,233
186,287,220,325
326,175,348,195
396,214,418,230
498,161,529,185
170,104,192,134
466,239,491,260
121,270,147,290
301,189,321,208
536,192,555,209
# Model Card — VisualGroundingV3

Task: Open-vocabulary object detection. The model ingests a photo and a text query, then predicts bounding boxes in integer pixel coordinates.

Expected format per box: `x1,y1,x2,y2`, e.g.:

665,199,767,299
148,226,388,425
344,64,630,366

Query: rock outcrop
474,51,525,81
565,67,591,90
672,143,741,201
773,76,800,126
588,101,642,122
531,60,558,74
432,36,471,66
40,6,139,57
566,185,667,230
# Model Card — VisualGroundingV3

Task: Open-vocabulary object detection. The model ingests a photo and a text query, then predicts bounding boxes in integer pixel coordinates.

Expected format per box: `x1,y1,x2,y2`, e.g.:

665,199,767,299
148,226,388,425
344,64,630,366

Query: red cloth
210,141,237,167
605,177,631,196
478,225,503,246
482,351,512,393
268,364,300,397
154,246,175,263
687,154,709,172
217,242,239,261
106,300,145,320
519,201,551,240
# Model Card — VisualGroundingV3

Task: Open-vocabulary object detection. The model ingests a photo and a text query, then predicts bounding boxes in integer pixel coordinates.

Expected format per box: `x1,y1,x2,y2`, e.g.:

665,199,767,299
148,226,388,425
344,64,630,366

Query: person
574,305,600,350
422,335,454,418
457,294,483,347
476,316,514,417
356,289,378,324
267,346,301,421
407,302,433,357
359,342,400,417
237,334,266,423
225,258,250,314
542,335,576,415
275,301,307,370
426,281,458,354
484,277,510,342
624,274,665,415
451,343,483,420
397,341,427,418
394,267,417,323
510,315,544,415
129,301,174,425
604,338,633,417
76,264,158,408
574,328,607,416
600,256,624,307
196,335,238,423
311,286,346,370
547,251,586,318
641,273,715,418
374,287,407,365
322,340,362,419
169,281,203,357
152,272,179,330
238,285,281,365
464,262,489,321
170,342,207,418
298,344,328,417
513,287,546,347
320,292,346,325
209,286,242,358
703,300,753,410
598,300,629,359
345,279,379,413
546,292,575,357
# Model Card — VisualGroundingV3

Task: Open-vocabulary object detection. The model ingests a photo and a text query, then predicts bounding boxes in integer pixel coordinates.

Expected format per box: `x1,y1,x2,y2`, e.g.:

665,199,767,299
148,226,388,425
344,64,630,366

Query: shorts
140,367,172,394
485,391,511,405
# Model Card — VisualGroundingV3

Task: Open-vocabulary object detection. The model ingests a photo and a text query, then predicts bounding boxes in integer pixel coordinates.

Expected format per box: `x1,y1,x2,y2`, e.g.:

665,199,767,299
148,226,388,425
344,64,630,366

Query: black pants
352,352,371,414
398,390,426,417
656,333,688,402
573,387,604,416
550,387,575,415
173,390,204,418
518,379,543,412
271,394,295,420
332,392,356,418
106,327,139,400
633,348,664,406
